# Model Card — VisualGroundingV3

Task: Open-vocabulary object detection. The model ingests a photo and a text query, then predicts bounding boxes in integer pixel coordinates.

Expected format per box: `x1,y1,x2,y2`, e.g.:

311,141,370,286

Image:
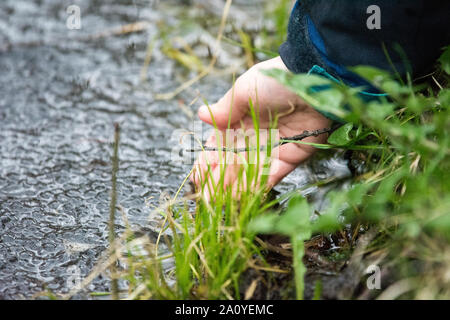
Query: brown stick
109,123,120,300
186,128,331,153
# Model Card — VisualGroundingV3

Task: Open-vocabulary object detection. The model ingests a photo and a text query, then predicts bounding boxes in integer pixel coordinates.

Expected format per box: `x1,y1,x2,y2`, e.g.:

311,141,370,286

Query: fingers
202,162,241,202
191,56,331,198
266,123,331,187
190,133,221,185
190,123,278,200
193,150,272,202
197,56,299,130
198,79,249,129
266,158,298,188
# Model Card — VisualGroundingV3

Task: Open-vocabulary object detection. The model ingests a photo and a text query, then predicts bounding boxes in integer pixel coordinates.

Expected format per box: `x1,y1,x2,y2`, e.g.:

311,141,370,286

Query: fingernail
198,105,207,116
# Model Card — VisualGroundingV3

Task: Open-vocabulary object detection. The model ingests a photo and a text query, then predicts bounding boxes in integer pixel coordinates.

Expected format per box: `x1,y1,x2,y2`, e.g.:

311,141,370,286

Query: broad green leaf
438,89,450,108
263,69,347,118
328,123,354,146
312,191,347,233
292,233,307,300
439,46,450,75
248,215,278,234
249,195,312,239
350,65,392,86
426,213,450,236
365,101,395,120
276,195,312,239
310,88,346,118
263,69,332,90
312,212,342,234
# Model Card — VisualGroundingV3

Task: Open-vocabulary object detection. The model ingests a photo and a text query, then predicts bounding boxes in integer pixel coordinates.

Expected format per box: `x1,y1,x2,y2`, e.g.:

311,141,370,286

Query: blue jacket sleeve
279,0,450,89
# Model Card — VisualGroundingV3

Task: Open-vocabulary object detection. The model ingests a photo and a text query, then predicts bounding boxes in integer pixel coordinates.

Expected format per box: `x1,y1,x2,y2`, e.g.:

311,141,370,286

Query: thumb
198,83,249,129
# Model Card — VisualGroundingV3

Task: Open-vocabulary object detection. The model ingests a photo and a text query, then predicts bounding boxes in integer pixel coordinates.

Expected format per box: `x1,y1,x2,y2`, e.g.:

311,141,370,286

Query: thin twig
109,123,120,300
186,128,331,153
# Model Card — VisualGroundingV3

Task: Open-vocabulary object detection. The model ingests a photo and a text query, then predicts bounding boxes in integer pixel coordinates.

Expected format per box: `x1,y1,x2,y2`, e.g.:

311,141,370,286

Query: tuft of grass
117,96,281,300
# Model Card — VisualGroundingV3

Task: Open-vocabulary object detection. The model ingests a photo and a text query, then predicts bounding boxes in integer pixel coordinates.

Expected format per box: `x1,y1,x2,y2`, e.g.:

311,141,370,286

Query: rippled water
0,0,350,299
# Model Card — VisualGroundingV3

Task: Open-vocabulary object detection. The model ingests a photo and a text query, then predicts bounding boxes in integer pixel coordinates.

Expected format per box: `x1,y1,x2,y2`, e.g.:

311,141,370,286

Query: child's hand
191,56,331,195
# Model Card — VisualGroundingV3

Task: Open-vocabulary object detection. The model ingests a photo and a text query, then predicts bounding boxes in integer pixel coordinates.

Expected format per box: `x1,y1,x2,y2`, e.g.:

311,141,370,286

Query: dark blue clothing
279,0,450,91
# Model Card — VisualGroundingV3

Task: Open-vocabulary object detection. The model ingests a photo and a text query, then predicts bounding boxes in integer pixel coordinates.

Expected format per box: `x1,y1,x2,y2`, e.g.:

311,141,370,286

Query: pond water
0,0,350,299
